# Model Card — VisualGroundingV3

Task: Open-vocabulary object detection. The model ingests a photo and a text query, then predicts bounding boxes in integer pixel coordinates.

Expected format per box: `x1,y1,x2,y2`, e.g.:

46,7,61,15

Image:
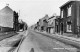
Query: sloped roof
60,0,80,8
69,0,80,1
0,6,13,14
60,1,72,8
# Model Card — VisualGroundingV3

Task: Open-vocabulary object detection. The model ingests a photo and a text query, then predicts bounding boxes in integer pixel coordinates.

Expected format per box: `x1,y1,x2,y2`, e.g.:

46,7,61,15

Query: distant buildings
35,14,58,34
18,19,28,31
37,14,49,32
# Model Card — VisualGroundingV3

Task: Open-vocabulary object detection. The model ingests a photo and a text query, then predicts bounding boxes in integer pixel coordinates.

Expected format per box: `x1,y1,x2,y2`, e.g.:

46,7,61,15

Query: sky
0,0,69,26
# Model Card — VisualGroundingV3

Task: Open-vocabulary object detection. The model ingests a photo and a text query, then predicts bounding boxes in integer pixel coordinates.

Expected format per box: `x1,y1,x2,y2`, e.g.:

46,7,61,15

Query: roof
60,1,72,8
0,6,13,14
60,0,80,8
48,16,54,20
69,0,80,1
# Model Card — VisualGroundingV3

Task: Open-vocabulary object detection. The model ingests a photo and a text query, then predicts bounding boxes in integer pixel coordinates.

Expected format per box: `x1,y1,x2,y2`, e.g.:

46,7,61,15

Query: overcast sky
0,0,69,26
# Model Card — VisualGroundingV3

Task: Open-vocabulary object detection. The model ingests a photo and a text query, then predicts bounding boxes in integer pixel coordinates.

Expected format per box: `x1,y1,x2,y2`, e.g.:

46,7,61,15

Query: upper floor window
67,5,72,17
61,10,63,18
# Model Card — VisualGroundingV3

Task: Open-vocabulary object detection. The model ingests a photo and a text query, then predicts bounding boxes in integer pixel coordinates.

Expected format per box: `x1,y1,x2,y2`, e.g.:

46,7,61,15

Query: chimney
6,4,9,6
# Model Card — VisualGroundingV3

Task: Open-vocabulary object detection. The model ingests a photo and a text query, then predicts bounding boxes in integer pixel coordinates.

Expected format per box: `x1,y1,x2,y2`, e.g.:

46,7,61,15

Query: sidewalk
55,33,80,42
35,30,80,47
0,31,27,52
0,31,18,41
59,33,78,38
38,30,80,42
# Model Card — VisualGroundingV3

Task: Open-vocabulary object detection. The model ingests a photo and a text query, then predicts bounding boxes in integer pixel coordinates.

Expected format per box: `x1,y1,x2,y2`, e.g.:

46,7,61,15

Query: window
67,6,72,17
61,10,63,18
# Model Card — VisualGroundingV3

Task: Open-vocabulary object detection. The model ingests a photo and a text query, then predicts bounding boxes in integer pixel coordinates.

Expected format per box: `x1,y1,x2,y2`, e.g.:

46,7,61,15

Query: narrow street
14,29,79,52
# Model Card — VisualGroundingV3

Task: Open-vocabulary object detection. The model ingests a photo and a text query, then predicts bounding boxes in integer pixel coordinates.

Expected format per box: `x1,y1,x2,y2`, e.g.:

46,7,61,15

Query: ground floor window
66,24,72,32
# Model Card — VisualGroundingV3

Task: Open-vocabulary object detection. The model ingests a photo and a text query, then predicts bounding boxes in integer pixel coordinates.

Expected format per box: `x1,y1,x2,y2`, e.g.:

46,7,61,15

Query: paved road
15,30,78,52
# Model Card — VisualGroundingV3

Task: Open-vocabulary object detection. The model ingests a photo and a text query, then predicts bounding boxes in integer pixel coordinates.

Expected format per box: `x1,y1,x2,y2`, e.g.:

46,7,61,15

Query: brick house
60,1,80,35
0,5,19,32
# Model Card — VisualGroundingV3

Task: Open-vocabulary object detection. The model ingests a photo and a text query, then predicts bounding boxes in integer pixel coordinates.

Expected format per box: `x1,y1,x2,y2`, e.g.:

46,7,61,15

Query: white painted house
0,6,13,28
0,5,19,32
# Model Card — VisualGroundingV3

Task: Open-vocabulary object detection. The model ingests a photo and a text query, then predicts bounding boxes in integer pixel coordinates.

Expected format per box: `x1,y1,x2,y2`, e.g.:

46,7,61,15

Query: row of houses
35,14,59,34
0,5,27,32
35,0,80,37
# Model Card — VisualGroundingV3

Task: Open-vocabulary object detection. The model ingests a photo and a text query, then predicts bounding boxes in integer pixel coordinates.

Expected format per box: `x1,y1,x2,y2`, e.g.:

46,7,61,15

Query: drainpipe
77,5,80,37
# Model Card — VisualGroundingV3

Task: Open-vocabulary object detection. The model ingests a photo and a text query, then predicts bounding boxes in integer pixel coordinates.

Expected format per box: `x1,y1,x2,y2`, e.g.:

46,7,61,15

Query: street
1,0,80,52
14,29,79,52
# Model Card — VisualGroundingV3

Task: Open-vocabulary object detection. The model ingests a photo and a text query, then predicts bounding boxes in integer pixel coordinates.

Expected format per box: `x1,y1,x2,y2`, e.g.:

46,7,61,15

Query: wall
0,27,13,32
60,1,80,34
0,6,13,28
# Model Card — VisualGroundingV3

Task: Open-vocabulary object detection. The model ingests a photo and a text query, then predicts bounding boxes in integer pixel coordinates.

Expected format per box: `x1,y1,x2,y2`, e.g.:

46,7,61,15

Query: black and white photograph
0,0,80,52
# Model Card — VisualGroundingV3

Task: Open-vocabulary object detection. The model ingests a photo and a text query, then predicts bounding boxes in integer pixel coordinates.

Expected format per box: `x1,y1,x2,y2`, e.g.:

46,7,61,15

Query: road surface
15,30,79,52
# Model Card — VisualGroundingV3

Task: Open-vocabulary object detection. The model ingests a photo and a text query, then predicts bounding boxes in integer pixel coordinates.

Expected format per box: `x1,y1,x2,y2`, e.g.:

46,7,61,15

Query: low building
60,1,80,36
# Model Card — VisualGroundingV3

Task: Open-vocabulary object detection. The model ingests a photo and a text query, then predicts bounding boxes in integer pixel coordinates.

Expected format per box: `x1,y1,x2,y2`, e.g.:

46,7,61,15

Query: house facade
18,19,28,31
60,1,80,35
38,14,49,32
0,5,19,32
13,11,19,31
47,16,56,34
55,16,60,33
